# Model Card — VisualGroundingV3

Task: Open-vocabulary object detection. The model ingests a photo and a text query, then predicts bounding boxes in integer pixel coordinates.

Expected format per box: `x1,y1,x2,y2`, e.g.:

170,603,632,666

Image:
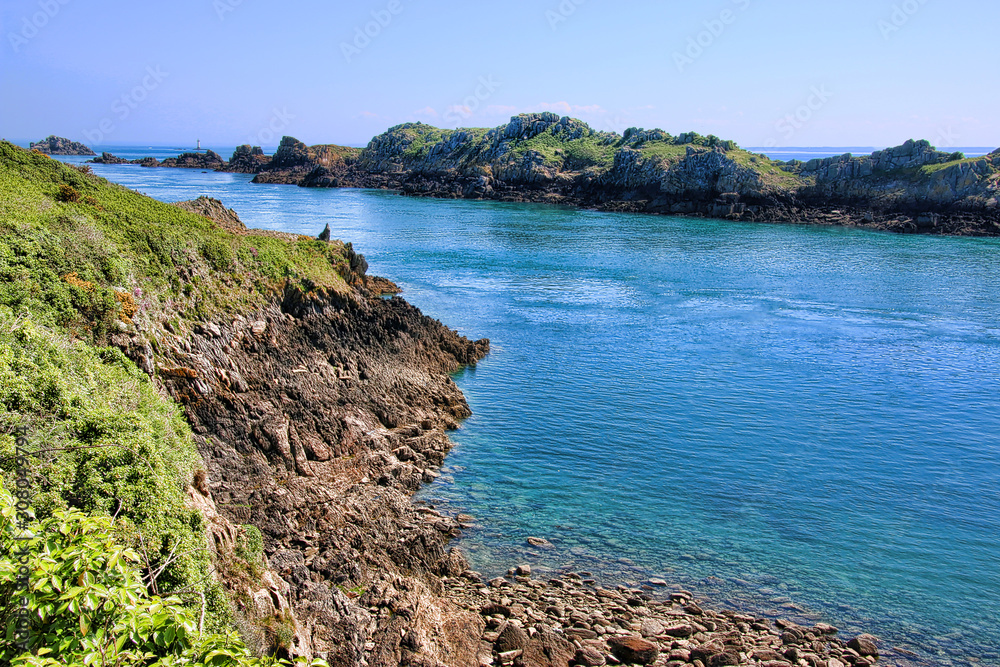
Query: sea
39,144,1000,666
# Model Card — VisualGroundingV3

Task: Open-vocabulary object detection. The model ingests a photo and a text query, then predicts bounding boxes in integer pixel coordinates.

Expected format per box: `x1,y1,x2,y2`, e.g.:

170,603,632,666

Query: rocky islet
28,134,96,155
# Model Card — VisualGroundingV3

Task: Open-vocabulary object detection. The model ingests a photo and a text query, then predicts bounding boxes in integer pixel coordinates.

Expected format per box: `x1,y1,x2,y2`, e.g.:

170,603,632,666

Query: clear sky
1,0,997,150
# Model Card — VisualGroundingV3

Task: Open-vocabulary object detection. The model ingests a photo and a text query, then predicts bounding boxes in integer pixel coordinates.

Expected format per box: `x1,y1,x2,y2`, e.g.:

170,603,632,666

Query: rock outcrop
125,278,488,666
29,135,95,155
174,196,248,235
228,145,270,174
88,151,130,164
242,113,1000,236
124,265,889,667
251,137,362,185
158,149,227,170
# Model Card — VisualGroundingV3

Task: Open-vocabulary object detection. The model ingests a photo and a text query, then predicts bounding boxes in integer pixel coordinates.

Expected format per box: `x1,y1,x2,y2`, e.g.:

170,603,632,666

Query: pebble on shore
442,561,875,667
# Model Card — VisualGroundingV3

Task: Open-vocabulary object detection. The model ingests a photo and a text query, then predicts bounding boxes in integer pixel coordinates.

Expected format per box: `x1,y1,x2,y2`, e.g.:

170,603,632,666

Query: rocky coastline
134,269,890,667
2,141,904,666
99,201,891,667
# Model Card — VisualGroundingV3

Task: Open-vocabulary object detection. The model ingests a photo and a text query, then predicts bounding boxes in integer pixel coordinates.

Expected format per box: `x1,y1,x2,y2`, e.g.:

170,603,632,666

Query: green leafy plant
0,480,327,667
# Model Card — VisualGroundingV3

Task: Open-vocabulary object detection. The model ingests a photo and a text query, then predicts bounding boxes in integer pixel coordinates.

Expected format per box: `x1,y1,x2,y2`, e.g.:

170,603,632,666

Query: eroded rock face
136,283,488,666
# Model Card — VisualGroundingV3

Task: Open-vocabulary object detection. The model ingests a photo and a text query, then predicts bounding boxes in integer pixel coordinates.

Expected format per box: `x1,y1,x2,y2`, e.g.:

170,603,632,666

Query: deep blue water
48,156,1000,666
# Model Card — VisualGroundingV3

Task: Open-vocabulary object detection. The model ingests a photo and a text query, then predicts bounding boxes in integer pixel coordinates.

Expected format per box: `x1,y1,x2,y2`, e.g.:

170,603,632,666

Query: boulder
574,646,607,666
607,636,659,665
495,622,529,653
847,635,879,658
521,630,575,667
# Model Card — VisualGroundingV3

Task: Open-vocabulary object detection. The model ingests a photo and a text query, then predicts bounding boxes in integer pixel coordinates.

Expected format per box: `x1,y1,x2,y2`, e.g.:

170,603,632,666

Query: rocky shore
444,567,883,667
94,201,890,667
137,272,890,667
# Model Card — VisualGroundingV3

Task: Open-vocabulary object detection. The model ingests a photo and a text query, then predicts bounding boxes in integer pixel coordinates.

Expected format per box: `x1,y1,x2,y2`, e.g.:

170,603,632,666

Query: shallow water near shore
66,159,1000,666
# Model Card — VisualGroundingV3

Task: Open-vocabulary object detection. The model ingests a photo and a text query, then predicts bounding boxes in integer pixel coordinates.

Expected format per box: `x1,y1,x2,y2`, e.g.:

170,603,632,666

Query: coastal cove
56,157,1000,666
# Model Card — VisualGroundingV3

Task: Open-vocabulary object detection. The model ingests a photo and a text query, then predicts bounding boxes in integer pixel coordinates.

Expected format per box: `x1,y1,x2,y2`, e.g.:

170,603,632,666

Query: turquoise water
60,160,1000,665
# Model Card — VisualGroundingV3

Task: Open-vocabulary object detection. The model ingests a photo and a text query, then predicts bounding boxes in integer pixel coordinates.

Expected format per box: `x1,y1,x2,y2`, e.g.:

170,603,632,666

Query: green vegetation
0,480,325,667
632,141,689,163
0,142,349,664
0,142,351,343
727,149,807,189
510,130,619,170
387,122,457,161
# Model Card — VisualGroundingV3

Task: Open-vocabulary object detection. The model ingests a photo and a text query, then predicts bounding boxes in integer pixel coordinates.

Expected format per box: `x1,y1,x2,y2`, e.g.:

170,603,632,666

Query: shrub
55,184,80,203
0,480,327,667
200,238,234,271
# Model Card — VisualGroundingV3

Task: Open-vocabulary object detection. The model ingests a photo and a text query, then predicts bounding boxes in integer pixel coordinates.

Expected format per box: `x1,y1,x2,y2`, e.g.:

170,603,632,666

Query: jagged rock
253,136,362,185
174,196,247,235
318,223,331,242
138,272,490,663
228,144,269,173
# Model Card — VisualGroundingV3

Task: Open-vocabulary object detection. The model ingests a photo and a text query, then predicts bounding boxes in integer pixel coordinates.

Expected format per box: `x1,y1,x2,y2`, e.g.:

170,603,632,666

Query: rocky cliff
248,113,1000,236
29,134,96,155
141,249,876,667
142,280,490,666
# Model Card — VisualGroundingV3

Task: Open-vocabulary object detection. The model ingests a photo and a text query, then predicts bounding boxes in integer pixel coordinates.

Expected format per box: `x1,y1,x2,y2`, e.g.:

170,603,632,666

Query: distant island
29,134,95,155
235,113,999,236
70,113,1000,235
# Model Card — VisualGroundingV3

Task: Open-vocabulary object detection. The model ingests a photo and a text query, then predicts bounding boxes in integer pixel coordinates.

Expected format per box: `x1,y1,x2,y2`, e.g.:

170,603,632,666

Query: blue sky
1,0,997,149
